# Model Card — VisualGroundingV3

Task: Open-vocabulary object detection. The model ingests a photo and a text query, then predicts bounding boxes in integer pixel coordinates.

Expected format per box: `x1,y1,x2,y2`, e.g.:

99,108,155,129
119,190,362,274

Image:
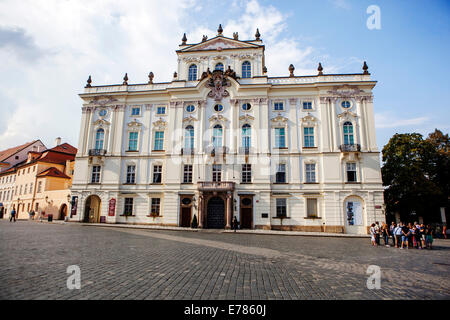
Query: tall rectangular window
37,181,42,193
128,132,138,151
151,198,161,216
346,163,357,182
154,131,164,150
126,165,136,184
124,198,133,215
91,165,101,183
305,163,316,183
276,198,287,217
29,183,33,194
241,164,252,183
307,198,318,217
275,128,286,148
153,165,162,183
276,164,286,183
304,127,315,147
212,164,222,182
183,165,193,183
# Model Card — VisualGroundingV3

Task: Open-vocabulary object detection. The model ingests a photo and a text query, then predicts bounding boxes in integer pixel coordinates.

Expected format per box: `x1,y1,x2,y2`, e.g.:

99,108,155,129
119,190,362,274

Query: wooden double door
240,196,253,229
180,196,193,227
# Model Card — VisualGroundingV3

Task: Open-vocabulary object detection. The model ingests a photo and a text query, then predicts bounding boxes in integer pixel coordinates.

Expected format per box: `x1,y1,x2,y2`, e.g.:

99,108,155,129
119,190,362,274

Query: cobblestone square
0,220,449,300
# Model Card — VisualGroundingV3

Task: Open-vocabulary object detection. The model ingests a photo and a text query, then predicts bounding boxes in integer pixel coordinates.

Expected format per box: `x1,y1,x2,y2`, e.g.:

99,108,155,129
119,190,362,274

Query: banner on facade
108,198,116,216
346,201,363,226
71,196,78,216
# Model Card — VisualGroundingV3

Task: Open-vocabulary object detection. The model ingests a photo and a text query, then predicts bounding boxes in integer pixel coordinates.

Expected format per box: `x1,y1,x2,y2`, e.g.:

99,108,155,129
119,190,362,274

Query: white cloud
0,0,332,150
375,112,429,129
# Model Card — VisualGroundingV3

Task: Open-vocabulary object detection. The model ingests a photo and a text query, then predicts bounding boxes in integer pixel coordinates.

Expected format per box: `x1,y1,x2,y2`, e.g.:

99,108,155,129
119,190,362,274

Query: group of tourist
369,221,436,249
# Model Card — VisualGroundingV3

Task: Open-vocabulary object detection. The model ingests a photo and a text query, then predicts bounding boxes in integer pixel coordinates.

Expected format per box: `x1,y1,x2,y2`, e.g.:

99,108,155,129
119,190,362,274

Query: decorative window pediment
152,118,167,130
301,113,318,127
337,109,357,123
94,119,111,127
209,114,228,127
270,114,288,127
127,119,142,132
239,114,255,124
183,115,198,124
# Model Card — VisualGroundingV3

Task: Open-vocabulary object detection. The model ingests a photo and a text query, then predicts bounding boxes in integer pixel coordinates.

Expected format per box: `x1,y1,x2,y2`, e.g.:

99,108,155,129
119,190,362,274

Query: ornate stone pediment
209,114,228,123
270,114,288,127
301,113,318,126
93,119,110,126
206,71,231,101
152,118,167,130
183,115,198,123
88,95,118,106
181,37,259,52
337,109,357,121
239,114,255,123
127,119,142,131
327,85,363,98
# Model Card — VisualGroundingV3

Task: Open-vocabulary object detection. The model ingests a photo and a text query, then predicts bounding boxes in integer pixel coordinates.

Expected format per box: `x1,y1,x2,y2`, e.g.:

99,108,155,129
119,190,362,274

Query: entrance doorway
180,196,193,227
240,196,253,229
207,197,225,229
59,204,67,220
84,195,101,223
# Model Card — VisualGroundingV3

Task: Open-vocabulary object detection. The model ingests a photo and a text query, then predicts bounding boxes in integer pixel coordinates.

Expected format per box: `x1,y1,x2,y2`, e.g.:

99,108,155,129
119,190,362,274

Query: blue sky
0,0,448,151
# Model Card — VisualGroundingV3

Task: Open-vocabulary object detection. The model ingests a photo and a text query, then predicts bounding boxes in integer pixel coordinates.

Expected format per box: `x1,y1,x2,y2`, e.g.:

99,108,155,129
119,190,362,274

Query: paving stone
0,220,449,299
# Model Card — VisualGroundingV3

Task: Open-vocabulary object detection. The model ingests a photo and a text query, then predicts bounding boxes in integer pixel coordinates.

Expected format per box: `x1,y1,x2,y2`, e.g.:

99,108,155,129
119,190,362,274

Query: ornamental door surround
197,182,234,229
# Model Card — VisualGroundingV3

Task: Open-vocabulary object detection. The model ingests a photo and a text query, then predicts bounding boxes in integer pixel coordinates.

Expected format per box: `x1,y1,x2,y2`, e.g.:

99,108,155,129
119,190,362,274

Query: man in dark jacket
10,208,16,223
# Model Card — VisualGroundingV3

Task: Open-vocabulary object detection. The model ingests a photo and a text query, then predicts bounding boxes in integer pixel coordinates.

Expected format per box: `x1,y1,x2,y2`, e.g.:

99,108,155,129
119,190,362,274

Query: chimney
55,137,61,146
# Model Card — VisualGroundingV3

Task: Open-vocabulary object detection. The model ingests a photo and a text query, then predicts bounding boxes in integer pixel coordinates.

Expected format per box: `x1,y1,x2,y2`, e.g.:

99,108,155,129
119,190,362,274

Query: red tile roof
48,143,77,155
0,140,42,162
36,167,71,179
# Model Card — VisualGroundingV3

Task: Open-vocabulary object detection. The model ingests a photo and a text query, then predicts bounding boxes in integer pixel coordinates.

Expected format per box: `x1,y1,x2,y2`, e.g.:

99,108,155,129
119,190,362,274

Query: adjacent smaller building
0,139,77,220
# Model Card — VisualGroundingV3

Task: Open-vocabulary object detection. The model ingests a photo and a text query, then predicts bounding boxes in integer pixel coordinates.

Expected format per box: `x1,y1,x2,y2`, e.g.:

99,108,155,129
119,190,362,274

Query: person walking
232,216,239,232
401,223,410,249
374,221,381,246
395,223,403,248
443,225,447,239
390,222,397,247
425,224,434,249
10,208,16,223
419,223,426,248
31,210,35,220
382,222,390,247
370,223,377,246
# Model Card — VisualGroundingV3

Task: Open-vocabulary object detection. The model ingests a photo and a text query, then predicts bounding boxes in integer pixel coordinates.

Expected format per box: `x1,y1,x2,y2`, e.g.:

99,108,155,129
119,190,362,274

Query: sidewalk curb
35,220,370,238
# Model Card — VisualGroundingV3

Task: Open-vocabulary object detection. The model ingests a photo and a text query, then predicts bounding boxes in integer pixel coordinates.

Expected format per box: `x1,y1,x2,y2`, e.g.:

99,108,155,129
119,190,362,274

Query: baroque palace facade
69,26,385,234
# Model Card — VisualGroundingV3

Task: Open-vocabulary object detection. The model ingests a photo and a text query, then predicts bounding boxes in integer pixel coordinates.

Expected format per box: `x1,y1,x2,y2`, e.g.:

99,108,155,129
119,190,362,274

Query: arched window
185,125,194,149
215,63,224,72
343,122,354,145
212,124,223,148
95,128,104,150
188,64,197,81
242,61,251,78
242,124,251,149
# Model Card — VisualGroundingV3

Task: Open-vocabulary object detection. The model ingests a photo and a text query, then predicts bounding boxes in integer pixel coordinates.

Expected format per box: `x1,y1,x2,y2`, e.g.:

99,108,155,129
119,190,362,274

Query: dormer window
188,64,197,81
242,61,251,78
215,63,224,72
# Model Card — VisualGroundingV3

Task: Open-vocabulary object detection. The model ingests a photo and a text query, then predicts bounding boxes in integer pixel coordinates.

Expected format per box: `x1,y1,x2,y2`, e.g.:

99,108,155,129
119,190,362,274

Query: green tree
382,132,443,222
